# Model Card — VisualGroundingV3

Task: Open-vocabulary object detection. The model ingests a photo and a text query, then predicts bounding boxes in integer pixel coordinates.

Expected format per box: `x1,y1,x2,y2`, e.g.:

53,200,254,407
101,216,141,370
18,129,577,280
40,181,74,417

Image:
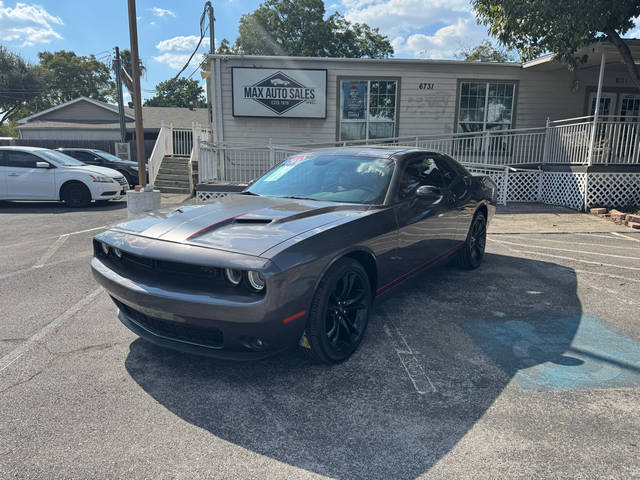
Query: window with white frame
339,80,397,141
620,94,640,120
457,81,515,133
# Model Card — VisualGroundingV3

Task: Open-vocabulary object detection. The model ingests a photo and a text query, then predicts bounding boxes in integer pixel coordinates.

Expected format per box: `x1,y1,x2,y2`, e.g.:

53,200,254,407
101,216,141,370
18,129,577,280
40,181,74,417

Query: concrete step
157,168,189,176
155,173,189,182
156,185,192,194
155,180,190,186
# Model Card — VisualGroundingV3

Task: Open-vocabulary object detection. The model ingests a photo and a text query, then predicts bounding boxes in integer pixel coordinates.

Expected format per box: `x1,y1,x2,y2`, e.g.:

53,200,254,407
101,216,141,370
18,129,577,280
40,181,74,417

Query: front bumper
91,246,312,359
91,181,126,201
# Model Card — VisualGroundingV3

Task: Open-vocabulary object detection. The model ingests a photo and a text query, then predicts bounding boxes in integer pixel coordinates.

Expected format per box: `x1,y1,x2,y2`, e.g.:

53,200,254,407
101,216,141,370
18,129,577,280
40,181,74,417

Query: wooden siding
37,100,120,123
213,57,585,146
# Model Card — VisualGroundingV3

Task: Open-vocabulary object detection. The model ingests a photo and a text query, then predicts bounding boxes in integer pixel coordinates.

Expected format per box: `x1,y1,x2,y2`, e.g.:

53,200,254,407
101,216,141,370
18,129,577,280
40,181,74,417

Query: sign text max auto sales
243,86,316,101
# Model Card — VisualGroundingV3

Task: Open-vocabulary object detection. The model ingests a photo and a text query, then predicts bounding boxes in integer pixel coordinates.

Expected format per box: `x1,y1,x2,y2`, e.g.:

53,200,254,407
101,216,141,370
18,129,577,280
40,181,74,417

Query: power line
170,24,208,81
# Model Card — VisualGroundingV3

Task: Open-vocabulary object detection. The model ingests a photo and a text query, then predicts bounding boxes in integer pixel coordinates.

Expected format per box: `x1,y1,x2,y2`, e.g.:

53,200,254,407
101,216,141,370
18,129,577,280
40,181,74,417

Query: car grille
113,298,224,348
115,176,128,186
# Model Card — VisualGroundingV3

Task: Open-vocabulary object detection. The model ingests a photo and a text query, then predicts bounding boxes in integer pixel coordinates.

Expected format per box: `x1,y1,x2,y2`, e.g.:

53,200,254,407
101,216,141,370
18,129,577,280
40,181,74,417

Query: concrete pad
489,203,637,234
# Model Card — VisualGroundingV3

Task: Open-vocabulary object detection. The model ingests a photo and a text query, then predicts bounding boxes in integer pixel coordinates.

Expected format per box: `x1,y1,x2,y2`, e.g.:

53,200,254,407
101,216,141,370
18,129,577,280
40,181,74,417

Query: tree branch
604,28,640,92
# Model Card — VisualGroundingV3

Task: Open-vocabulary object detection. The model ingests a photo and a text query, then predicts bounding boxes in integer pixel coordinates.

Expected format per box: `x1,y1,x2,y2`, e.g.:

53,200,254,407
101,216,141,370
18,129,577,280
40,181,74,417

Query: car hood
112,194,373,256
68,165,124,178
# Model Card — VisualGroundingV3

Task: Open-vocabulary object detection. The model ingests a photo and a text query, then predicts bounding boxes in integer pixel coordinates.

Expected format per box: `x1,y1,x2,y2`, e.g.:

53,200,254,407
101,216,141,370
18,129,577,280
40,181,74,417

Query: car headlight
89,174,112,183
247,270,265,291
224,268,243,286
132,167,138,171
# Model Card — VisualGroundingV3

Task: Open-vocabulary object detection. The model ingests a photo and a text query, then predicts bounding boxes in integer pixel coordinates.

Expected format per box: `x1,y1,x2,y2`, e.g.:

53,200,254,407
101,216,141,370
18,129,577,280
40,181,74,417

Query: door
393,154,461,272
435,155,474,240
4,151,56,200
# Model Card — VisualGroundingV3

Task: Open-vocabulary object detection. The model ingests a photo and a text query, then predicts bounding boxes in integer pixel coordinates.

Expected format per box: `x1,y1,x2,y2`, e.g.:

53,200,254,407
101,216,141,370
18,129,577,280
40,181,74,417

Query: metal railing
172,128,193,157
197,115,640,184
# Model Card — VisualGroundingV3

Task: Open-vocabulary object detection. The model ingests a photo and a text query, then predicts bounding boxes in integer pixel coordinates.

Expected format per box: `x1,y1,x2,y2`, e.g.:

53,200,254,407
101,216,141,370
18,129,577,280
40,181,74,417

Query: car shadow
0,200,126,214
124,253,583,479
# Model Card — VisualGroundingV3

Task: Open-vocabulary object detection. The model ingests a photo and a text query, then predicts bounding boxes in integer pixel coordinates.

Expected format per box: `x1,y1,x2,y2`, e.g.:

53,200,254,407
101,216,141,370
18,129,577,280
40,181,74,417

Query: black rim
468,216,486,264
325,270,369,354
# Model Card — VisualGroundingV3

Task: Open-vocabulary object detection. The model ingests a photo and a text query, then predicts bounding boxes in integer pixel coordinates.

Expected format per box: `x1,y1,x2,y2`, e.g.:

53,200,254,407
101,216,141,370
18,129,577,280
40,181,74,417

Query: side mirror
36,161,51,169
416,185,441,200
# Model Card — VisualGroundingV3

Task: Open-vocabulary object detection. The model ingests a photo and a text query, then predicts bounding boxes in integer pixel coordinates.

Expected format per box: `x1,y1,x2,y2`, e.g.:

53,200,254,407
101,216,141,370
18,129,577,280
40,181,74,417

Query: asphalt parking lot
1,200,639,479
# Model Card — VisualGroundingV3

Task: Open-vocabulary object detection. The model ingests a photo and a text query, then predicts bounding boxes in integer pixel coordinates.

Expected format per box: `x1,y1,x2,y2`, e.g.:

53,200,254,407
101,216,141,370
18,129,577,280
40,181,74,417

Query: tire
61,182,92,208
305,258,372,364
457,211,487,269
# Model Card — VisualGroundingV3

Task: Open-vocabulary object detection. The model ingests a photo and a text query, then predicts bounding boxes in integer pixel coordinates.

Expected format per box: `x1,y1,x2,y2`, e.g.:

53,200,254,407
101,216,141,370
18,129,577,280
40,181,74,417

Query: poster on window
232,67,327,118
342,82,366,120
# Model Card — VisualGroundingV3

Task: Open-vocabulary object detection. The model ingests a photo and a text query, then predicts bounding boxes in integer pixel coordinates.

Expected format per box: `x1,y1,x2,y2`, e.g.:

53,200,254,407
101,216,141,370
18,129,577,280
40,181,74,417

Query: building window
340,80,397,141
620,94,640,120
458,81,515,133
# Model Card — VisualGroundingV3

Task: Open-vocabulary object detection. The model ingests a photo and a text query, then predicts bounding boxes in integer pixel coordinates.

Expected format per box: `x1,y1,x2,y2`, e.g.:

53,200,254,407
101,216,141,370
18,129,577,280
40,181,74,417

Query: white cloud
343,0,470,37
629,16,640,39
154,35,211,69
339,0,493,59
392,17,489,59
0,0,63,46
151,7,175,18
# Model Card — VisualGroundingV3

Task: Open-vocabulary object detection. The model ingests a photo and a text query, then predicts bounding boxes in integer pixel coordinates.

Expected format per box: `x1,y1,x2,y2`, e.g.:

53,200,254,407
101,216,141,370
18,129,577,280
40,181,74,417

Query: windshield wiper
281,195,315,200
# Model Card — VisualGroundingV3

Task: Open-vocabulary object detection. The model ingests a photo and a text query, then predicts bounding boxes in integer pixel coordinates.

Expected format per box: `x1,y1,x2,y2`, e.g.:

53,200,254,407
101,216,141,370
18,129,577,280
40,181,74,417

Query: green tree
0,46,45,125
472,0,640,89
144,78,205,107
233,0,393,58
457,40,516,63
216,38,237,54
36,50,115,109
119,48,147,78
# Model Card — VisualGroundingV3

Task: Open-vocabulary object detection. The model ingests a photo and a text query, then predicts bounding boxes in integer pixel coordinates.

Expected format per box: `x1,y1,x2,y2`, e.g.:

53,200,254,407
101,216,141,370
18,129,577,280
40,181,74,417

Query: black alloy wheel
458,211,487,269
61,182,91,208
306,258,372,364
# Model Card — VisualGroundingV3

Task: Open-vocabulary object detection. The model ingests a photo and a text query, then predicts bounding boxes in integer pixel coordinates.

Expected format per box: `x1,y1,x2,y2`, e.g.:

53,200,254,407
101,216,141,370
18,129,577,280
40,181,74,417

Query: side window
4,151,39,168
398,156,444,199
72,151,99,164
433,156,461,186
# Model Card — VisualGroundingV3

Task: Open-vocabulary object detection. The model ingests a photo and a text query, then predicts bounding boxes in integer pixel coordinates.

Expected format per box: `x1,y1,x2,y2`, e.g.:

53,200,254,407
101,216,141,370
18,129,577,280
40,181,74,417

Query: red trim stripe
283,310,306,324
186,201,297,240
376,243,463,297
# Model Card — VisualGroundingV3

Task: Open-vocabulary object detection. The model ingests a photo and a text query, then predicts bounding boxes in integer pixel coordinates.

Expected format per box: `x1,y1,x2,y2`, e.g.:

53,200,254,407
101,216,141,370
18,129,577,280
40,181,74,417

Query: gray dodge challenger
91,147,496,363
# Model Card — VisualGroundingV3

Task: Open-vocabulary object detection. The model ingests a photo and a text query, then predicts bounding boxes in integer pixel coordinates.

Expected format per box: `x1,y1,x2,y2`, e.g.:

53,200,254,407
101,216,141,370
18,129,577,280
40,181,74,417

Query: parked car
0,146,128,207
91,147,496,363
57,148,145,187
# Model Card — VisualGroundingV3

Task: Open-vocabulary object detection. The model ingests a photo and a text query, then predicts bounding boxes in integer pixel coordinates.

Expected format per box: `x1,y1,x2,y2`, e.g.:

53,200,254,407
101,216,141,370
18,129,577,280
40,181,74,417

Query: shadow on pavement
0,200,126,214
125,253,582,479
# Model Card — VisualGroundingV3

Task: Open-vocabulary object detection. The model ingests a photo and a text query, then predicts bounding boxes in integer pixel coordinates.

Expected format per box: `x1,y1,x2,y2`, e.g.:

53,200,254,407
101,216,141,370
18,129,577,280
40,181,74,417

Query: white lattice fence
540,172,587,210
196,191,231,203
463,164,508,205
586,173,640,208
507,170,542,202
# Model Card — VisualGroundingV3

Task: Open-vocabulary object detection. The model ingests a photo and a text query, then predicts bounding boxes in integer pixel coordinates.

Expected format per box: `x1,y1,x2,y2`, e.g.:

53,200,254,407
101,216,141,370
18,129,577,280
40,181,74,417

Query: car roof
0,146,51,152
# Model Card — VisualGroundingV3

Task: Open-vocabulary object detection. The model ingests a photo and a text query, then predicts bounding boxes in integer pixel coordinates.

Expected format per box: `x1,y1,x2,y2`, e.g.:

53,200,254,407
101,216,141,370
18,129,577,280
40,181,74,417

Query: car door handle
8,173,19,177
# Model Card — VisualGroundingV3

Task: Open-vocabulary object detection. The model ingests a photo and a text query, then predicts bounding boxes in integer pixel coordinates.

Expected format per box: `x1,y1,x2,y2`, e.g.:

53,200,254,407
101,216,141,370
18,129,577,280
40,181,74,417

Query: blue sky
5,0,639,103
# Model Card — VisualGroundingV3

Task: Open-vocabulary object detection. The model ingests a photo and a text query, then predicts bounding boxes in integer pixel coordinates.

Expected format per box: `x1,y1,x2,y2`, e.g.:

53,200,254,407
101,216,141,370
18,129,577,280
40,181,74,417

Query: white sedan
0,146,129,207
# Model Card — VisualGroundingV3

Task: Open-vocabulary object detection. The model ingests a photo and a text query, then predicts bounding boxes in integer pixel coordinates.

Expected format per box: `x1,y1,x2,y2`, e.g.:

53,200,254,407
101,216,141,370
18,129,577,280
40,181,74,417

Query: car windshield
94,151,129,163
247,153,395,204
38,150,86,166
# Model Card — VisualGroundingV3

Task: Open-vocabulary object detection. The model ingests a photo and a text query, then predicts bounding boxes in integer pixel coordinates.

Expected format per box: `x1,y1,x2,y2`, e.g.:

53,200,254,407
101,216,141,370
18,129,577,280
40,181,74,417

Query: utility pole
201,2,215,131
127,0,147,187
113,47,127,144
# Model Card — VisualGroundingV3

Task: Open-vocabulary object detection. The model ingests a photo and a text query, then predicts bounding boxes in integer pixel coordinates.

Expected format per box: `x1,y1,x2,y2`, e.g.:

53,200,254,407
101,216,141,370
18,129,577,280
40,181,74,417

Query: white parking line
611,231,640,243
0,287,103,375
488,239,640,271
575,232,635,241
489,238,640,261
382,320,436,395
33,234,69,268
493,235,640,251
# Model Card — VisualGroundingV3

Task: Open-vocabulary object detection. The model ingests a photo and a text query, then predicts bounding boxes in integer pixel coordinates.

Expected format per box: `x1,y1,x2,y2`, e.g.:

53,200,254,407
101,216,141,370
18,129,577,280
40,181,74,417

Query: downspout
215,57,225,180
587,50,606,167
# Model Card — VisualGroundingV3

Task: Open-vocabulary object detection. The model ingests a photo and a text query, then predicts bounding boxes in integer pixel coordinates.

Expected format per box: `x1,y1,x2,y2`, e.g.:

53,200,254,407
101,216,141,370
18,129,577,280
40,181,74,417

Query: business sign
232,67,327,118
